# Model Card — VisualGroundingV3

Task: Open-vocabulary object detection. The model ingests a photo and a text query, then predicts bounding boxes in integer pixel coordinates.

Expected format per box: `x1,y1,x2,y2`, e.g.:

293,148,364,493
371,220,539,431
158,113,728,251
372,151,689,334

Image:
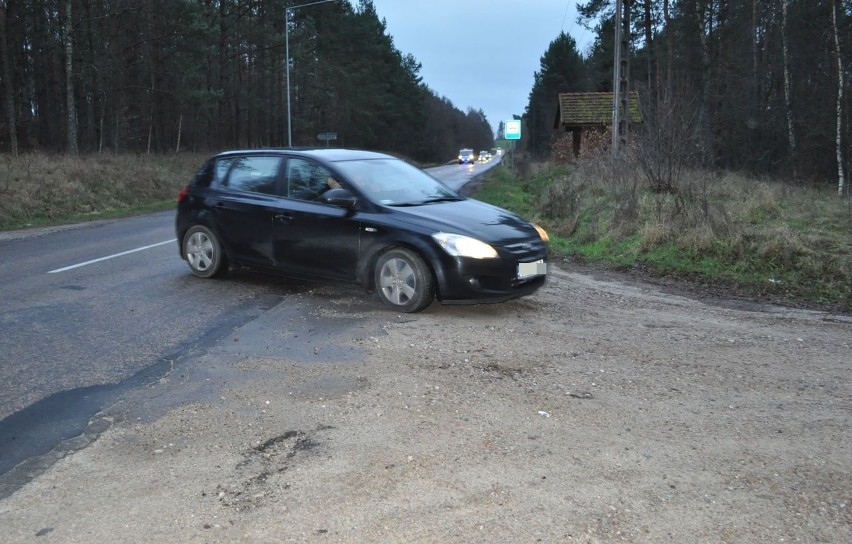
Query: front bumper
439,273,546,305
433,244,548,304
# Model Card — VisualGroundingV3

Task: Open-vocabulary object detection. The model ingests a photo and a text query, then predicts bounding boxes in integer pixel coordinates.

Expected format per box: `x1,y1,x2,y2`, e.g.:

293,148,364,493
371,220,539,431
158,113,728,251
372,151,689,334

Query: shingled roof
554,92,642,128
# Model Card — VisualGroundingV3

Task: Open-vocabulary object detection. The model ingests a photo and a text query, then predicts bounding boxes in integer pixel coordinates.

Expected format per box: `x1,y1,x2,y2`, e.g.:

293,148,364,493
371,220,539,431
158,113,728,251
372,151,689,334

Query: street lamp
286,0,337,147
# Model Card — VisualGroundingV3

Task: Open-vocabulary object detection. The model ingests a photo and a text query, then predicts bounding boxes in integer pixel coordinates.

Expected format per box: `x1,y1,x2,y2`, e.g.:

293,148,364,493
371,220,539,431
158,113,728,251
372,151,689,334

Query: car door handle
273,213,293,223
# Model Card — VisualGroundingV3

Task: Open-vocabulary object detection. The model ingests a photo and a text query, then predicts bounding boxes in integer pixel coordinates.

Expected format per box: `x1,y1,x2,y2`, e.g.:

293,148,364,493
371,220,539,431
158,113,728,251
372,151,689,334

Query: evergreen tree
524,32,588,156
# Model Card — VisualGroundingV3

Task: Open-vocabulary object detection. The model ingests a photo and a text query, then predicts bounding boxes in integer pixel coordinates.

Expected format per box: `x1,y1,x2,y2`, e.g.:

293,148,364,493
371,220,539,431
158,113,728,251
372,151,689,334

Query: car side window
223,156,281,195
286,158,335,201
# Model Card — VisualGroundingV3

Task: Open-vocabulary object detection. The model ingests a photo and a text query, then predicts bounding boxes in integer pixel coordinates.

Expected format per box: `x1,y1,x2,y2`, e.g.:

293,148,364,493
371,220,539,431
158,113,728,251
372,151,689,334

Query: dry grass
0,152,206,229
639,222,673,250
494,150,851,308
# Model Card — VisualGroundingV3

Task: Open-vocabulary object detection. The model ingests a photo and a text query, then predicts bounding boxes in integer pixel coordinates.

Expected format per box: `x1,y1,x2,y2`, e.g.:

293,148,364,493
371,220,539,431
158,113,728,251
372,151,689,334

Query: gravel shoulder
1,265,849,543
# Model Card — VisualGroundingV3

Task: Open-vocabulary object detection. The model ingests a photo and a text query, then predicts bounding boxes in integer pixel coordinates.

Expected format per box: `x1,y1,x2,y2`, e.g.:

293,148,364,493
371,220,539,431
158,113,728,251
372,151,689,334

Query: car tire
374,248,435,313
182,225,228,278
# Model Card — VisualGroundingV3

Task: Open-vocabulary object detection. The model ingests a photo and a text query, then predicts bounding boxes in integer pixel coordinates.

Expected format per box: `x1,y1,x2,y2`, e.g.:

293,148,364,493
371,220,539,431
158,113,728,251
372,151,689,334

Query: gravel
1,265,849,543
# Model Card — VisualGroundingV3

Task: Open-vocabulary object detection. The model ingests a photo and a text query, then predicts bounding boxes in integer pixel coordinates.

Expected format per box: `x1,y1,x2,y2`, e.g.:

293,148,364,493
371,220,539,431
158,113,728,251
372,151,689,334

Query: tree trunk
695,0,713,166
752,0,758,98
65,0,78,155
219,1,230,147
831,0,845,196
0,1,18,157
643,0,658,110
99,99,104,153
176,114,182,153
664,0,672,97
781,0,796,180
147,88,153,155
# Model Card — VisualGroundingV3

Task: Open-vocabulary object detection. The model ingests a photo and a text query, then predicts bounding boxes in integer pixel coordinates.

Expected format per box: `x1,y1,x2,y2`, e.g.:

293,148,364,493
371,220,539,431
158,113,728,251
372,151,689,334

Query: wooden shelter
553,92,642,157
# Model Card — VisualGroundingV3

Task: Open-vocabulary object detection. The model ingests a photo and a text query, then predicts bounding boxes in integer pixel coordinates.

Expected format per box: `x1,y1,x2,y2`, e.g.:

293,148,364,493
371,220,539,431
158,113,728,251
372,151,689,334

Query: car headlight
432,232,498,259
533,223,550,243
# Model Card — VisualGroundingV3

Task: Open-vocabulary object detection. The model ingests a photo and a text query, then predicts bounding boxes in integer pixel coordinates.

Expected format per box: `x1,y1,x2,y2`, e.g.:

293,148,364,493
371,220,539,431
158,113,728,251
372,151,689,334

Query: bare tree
634,91,702,194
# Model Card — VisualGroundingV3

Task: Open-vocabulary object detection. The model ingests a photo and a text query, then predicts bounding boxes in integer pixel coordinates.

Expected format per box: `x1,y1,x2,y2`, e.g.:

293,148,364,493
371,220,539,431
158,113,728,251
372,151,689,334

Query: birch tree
831,0,845,196
781,0,796,180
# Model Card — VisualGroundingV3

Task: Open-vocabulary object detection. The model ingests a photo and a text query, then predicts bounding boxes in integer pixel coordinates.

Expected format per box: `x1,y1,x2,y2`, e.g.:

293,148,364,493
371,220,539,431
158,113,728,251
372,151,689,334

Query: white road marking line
48,239,177,274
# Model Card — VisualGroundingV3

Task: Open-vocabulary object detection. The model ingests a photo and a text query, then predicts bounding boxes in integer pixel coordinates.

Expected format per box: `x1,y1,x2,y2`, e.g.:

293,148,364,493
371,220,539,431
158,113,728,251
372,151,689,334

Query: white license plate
517,260,546,279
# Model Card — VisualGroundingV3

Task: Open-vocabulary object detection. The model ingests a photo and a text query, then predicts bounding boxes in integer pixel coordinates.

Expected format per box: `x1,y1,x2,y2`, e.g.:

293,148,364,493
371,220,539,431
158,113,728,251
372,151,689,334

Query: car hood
388,198,539,243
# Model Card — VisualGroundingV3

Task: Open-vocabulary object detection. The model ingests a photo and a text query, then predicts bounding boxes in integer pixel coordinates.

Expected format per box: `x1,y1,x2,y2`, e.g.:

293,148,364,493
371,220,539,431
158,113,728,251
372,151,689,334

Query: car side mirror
321,188,357,209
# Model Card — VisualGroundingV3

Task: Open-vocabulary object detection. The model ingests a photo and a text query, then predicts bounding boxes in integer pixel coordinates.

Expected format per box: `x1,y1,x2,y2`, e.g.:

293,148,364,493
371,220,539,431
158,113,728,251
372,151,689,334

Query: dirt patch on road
1,266,849,543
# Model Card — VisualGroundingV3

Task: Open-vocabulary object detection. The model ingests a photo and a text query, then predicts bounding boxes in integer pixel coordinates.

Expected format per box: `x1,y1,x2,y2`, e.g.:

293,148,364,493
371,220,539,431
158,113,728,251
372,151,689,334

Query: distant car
478,151,489,162
458,148,475,164
176,148,549,313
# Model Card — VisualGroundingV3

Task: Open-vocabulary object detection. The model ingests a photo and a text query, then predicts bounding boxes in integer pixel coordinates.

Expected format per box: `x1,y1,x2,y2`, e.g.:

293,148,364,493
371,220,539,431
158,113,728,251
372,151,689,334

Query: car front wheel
182,225,228,278
374,248,435,313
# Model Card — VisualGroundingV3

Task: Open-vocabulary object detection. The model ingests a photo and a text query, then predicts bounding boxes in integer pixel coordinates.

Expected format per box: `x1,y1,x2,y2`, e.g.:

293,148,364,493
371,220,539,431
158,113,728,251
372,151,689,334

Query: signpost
503,120,521,175
504,120,521,140
317,132,337,147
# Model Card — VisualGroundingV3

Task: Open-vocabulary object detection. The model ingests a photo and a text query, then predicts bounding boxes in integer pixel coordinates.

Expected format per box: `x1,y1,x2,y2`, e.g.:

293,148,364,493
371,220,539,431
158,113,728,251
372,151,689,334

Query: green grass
471,166,537,216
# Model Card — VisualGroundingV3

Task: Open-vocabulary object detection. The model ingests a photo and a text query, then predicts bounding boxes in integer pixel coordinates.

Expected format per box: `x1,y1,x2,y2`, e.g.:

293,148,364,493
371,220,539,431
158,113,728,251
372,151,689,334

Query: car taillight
177,185,189,203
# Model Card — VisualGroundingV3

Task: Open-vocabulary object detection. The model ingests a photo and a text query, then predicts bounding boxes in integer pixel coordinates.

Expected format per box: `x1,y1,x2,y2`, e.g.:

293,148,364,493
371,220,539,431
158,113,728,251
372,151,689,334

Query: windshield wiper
420,196,463,204
387,196,463,207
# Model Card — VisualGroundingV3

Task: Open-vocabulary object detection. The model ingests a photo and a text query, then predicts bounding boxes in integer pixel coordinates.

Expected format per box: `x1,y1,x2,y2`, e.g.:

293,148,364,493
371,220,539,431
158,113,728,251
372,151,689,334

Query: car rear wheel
182,225,227,278
374,248,435,313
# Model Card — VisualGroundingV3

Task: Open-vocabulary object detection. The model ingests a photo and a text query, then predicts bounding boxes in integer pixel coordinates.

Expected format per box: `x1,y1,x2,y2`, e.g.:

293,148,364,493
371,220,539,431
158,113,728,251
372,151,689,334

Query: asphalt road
0,157,501,493
426,155,501,191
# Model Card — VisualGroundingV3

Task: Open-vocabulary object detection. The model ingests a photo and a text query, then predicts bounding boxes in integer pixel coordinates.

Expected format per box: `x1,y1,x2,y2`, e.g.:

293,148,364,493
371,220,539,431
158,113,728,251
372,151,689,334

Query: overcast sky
362,0,595,137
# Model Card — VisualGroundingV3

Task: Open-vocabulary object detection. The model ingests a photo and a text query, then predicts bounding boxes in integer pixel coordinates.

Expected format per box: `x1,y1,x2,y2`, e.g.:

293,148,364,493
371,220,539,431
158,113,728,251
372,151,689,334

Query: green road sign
505,120,521,140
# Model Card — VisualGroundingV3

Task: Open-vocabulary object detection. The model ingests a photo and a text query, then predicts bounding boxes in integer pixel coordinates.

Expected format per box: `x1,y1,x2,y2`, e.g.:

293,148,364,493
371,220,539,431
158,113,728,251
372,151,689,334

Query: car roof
211,148,395,163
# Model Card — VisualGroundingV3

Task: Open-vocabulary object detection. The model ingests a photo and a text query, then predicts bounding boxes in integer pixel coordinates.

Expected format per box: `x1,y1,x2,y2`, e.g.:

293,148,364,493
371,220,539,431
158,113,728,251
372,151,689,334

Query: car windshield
333,158,462,206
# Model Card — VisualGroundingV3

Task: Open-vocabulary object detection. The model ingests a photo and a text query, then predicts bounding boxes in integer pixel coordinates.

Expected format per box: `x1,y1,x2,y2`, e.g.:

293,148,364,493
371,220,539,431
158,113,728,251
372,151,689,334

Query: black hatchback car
175,149,548,313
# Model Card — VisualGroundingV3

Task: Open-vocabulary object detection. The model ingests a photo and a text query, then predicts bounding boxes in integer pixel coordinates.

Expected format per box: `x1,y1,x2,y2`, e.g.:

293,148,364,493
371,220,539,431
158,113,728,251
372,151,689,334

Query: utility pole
285,0,337,147
611,0,631,155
